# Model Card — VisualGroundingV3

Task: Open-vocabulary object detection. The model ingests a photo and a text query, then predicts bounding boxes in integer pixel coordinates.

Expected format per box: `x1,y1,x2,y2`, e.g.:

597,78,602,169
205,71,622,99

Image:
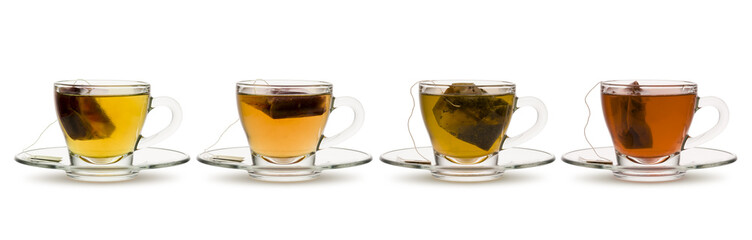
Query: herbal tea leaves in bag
615,81,653,149
56,94,116,140
243,90,328,119
432,83,512,151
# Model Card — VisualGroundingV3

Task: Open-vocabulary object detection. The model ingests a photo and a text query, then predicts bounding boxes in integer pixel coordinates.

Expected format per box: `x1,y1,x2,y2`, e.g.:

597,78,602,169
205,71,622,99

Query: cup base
613,152,685,182
612,168,686,182
66,171,139,182
431,151,504,182
67,152,138,182
248,171,321,182
431,168,505,182
248,153,320,182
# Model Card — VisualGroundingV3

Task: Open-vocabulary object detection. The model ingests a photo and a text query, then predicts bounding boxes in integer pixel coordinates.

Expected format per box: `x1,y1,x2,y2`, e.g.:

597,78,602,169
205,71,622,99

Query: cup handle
136,96,183,150
683,96,729,149
502,96,548,149
318,96,365,149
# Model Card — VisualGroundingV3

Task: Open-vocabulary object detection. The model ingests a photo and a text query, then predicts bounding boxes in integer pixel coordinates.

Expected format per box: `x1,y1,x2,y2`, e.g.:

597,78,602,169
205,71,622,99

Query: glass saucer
380,147,555,182
197,147,372,182
561,147,737,182
15,147,190,182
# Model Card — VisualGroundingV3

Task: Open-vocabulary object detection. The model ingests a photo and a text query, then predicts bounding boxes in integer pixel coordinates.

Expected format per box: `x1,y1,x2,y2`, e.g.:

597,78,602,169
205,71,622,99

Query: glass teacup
54,80,182,181
236,80,364,181
600,80,729,181
419,80,548,181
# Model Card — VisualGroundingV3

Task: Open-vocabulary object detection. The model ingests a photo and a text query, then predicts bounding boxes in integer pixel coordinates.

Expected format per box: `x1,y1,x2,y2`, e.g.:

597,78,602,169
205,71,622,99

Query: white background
1,0,750,239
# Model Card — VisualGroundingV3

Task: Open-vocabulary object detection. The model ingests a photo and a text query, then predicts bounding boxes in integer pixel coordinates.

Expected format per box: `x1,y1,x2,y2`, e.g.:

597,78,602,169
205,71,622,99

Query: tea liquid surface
602,93,696,161
55,93,150,160
237,93,332,158
420,93,515,164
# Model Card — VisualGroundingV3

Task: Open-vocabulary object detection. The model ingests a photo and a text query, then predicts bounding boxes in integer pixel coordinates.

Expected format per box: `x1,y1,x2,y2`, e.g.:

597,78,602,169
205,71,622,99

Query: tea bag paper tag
580,157,612,165
213,155,245,162
31,155,63,162
399,157,431,164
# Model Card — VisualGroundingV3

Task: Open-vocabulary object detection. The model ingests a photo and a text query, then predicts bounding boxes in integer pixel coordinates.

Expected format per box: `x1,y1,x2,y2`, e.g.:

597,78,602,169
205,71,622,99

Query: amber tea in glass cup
236,80,364,181
55,80,182,181
601,80,729,181
419,80,548,181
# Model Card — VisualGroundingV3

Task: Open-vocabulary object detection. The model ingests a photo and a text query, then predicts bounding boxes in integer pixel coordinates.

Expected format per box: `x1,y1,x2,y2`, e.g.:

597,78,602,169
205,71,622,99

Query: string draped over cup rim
54,80,151,96
54,80,150,87
600,80,698,97
601,79,697,87
418,80,517,89
236,80,333,96
237,79,332,88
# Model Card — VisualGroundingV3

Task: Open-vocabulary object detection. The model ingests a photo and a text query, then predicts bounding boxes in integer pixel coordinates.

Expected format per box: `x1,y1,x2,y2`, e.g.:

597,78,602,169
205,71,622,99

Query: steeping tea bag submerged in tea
432,83,513,151
55,94,116,140
610,81,653,149
242,90,328,119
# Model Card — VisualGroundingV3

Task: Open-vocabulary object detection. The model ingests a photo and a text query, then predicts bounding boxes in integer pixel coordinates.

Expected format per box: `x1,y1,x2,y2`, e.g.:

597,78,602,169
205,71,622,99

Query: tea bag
432,83,511,150
56,94,115,140
615,81,653,149
244,90,328,119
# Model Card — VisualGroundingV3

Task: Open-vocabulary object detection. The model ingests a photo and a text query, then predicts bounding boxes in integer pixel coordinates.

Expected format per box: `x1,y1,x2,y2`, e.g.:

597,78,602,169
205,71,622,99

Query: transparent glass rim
55,80,150,96
419,80,515,88
237,79,332,88
601,80,697,88
54,79,150,88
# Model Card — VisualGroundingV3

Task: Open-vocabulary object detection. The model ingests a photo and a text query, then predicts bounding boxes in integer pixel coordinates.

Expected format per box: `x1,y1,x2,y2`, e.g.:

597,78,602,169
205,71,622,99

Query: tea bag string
20,120,62,161
202,79,270,162
20,79,91,161
72,79,94,94
407,81,432,162
23,79,89,153
250,79,269,95
73,79,92,85
202,118,241,161
583,81,610,162
204,78,268,153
